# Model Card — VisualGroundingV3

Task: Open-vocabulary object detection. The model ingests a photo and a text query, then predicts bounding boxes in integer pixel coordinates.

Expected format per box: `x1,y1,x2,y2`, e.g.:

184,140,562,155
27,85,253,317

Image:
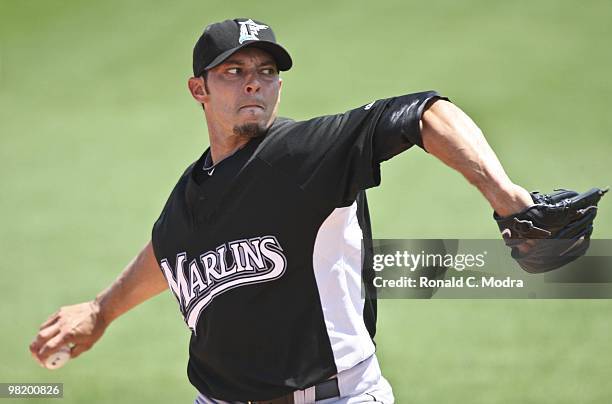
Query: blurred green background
1,0,611,402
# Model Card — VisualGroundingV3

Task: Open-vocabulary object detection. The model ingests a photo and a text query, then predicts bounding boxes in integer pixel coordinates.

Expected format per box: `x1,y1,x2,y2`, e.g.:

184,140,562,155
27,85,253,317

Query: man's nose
244,75,261,94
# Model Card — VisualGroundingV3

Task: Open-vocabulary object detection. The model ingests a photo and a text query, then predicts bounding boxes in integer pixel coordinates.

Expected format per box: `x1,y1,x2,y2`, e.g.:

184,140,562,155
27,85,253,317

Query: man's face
199,47,282,138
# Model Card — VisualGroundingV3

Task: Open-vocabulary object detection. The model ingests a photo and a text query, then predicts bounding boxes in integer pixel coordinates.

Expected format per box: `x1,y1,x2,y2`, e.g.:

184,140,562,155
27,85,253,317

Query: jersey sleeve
267,91,445,208
372,91,449,160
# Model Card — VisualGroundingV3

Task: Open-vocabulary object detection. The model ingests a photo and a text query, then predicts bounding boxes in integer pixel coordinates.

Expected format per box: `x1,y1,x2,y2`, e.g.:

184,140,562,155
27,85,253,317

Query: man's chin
232,121,267,138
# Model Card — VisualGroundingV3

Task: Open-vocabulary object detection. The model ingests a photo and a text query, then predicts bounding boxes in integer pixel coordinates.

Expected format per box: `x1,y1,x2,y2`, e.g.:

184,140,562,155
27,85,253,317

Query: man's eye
262,68,276,75
227,68,239,74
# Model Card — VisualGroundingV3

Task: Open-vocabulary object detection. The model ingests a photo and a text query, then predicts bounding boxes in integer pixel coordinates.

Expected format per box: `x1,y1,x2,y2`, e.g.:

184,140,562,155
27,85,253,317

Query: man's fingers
30,347,44,367
37,333,74,360
29,324,60,360
39,312,60,330
38,323,61,340
31,302,106,366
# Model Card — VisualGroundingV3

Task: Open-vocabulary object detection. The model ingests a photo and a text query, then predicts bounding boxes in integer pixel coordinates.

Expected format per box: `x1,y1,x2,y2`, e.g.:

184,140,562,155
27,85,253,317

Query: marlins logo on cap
238,19,269,44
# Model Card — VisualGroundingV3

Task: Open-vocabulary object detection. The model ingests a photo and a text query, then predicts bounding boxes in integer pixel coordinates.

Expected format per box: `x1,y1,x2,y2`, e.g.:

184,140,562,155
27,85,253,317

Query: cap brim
204,40,292,72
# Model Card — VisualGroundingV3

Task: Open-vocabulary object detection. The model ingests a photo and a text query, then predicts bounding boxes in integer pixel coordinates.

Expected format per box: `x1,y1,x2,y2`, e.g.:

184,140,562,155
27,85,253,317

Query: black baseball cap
193,18,292,77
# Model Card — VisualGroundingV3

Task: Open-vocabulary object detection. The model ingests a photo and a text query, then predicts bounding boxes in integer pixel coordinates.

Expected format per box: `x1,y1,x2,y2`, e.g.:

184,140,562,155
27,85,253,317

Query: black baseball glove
494,187,608,273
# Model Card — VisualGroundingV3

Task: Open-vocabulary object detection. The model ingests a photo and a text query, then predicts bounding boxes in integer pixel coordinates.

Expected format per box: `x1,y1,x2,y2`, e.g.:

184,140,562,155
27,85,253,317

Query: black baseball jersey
151,91,444,400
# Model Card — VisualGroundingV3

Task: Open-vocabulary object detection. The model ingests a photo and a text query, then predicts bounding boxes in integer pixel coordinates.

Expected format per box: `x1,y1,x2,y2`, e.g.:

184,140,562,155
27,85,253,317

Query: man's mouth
239,104,264,111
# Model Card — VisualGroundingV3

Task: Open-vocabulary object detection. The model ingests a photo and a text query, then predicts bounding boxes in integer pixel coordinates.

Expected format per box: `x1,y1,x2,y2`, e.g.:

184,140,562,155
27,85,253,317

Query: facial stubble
232,122,267,138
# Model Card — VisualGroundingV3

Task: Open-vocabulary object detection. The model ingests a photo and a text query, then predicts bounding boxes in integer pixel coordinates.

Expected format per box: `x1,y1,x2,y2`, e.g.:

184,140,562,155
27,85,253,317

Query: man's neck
208,135,250,164
205,118,252,164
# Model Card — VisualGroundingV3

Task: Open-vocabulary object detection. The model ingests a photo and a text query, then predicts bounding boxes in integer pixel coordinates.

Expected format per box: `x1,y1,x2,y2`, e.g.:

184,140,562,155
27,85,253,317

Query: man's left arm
371,93,605,271
419,99,533,217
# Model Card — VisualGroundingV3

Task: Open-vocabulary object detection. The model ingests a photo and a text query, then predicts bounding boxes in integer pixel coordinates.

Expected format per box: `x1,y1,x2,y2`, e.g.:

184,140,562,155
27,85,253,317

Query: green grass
1,0,611,402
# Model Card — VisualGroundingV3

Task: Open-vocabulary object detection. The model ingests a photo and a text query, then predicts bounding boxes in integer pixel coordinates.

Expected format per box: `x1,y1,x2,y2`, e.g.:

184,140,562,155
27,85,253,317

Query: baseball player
29,17,605,403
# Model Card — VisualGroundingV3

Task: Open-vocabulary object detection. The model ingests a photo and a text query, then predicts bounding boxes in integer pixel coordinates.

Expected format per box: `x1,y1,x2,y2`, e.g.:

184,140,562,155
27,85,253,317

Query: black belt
313,378,340,400
247,378,339,404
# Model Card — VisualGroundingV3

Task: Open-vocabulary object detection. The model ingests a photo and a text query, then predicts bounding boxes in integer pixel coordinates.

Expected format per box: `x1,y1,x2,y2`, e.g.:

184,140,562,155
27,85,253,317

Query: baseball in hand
44,345,72,370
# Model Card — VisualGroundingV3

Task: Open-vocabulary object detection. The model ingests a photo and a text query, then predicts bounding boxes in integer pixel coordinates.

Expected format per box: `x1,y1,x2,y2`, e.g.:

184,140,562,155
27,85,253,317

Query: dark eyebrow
223,58,277,67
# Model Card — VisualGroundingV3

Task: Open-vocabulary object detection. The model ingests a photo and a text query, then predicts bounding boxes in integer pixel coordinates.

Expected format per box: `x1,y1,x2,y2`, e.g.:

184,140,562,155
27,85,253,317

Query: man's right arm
29,240,168,365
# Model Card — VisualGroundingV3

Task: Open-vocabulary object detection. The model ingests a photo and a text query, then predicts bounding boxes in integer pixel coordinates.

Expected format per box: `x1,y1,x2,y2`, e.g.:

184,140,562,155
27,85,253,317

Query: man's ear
188,77,208,104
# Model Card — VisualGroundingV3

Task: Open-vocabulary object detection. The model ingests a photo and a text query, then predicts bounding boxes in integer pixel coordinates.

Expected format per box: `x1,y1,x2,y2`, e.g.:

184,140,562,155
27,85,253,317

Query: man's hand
30,300,107,366
29,240,168,368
